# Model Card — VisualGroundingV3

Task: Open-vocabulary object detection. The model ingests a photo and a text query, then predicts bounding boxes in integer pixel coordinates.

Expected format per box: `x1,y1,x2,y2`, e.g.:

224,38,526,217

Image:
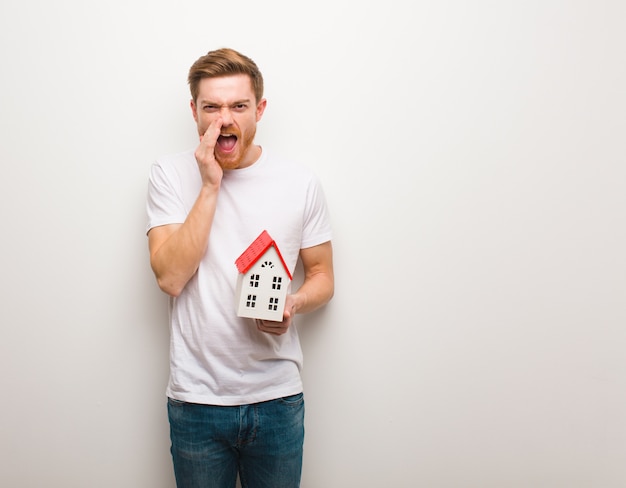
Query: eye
233,104,247,112
203,105,219,113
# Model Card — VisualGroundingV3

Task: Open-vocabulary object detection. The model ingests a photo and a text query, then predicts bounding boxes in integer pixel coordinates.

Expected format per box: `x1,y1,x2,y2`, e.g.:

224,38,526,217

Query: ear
256,98,267,122
190,99,198,123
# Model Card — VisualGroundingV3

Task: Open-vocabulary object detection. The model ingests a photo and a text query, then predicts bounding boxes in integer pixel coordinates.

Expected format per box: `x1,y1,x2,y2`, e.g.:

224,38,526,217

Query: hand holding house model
235,230,293,322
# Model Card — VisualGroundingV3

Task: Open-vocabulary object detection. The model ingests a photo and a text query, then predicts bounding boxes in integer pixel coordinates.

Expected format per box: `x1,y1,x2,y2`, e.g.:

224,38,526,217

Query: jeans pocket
279,392,304,406
167,397,187,407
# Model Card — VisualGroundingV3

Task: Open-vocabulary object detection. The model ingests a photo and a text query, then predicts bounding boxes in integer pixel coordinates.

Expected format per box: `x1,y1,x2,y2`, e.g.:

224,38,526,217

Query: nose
220,107,234,126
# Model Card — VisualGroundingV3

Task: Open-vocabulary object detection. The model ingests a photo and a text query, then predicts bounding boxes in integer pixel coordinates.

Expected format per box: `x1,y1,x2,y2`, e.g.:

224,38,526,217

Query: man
146,48,334,488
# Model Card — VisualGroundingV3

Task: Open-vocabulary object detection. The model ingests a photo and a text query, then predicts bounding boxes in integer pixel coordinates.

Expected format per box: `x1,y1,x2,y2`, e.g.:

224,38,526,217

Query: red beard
215,126,256,170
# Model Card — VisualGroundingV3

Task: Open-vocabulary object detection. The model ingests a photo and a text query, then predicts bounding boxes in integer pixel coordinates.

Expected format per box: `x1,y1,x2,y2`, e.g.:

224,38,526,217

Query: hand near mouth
195,117,224,189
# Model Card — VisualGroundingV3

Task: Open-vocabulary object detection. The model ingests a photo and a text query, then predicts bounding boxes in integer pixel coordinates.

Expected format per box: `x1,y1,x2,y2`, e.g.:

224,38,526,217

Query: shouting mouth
217,133,237,153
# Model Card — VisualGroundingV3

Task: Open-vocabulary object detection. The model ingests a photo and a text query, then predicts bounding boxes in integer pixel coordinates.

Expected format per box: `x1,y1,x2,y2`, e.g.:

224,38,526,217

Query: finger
256,319,287,335
205,117,223,143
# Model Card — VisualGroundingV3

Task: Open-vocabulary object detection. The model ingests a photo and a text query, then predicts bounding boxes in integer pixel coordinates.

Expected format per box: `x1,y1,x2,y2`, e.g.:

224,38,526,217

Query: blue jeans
167,393,305,488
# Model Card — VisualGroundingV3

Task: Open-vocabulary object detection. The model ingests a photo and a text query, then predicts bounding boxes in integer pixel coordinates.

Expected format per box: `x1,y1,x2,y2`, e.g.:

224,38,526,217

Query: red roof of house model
235,230,293,280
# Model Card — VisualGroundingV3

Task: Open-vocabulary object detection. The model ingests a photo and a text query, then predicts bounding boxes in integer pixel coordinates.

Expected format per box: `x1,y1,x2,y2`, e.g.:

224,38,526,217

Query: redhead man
146,48,334,488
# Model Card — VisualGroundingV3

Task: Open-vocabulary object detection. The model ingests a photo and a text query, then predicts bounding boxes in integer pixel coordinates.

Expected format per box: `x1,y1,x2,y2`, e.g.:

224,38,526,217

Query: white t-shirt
146,148,332,405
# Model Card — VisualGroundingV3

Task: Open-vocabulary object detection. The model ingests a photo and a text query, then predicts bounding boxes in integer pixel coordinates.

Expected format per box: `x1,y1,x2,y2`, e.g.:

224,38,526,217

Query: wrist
292,292,308,315
199,182,220,197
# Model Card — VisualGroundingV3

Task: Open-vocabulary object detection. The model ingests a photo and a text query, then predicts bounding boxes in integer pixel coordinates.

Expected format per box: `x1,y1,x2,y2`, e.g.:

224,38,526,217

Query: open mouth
217,134,237,152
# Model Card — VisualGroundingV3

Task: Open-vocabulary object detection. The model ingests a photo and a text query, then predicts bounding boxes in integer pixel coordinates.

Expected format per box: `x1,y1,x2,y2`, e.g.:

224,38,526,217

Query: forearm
291,269,334,315
150,186,219,296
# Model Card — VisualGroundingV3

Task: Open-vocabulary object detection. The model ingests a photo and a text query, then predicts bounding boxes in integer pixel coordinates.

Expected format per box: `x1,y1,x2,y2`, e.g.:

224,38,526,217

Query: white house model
234,230,293,322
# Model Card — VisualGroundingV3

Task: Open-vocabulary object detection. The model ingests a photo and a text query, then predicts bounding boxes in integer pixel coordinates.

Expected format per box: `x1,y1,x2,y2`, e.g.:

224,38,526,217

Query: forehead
196,74,255,103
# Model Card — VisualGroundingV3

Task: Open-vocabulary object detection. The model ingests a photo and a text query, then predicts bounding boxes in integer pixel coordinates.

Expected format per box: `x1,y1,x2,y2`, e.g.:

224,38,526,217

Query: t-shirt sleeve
146,162,188,234
301,175,333,249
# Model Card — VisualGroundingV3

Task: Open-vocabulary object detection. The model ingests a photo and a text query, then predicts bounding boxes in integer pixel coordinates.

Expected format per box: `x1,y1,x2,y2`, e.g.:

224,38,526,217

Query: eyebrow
199,99,252,106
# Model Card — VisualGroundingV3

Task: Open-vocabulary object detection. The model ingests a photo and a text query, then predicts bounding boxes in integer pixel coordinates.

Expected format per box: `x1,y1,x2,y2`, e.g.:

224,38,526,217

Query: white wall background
1,1,624,487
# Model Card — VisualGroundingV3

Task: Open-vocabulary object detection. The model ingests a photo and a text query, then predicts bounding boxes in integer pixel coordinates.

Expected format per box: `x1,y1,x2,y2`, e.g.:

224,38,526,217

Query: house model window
234,230,293,322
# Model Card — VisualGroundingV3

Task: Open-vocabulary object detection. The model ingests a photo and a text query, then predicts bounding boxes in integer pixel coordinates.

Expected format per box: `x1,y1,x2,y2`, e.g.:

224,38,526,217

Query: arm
148,187,218,296
148,119,224,297
291,241,335,315
256,241,334,335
